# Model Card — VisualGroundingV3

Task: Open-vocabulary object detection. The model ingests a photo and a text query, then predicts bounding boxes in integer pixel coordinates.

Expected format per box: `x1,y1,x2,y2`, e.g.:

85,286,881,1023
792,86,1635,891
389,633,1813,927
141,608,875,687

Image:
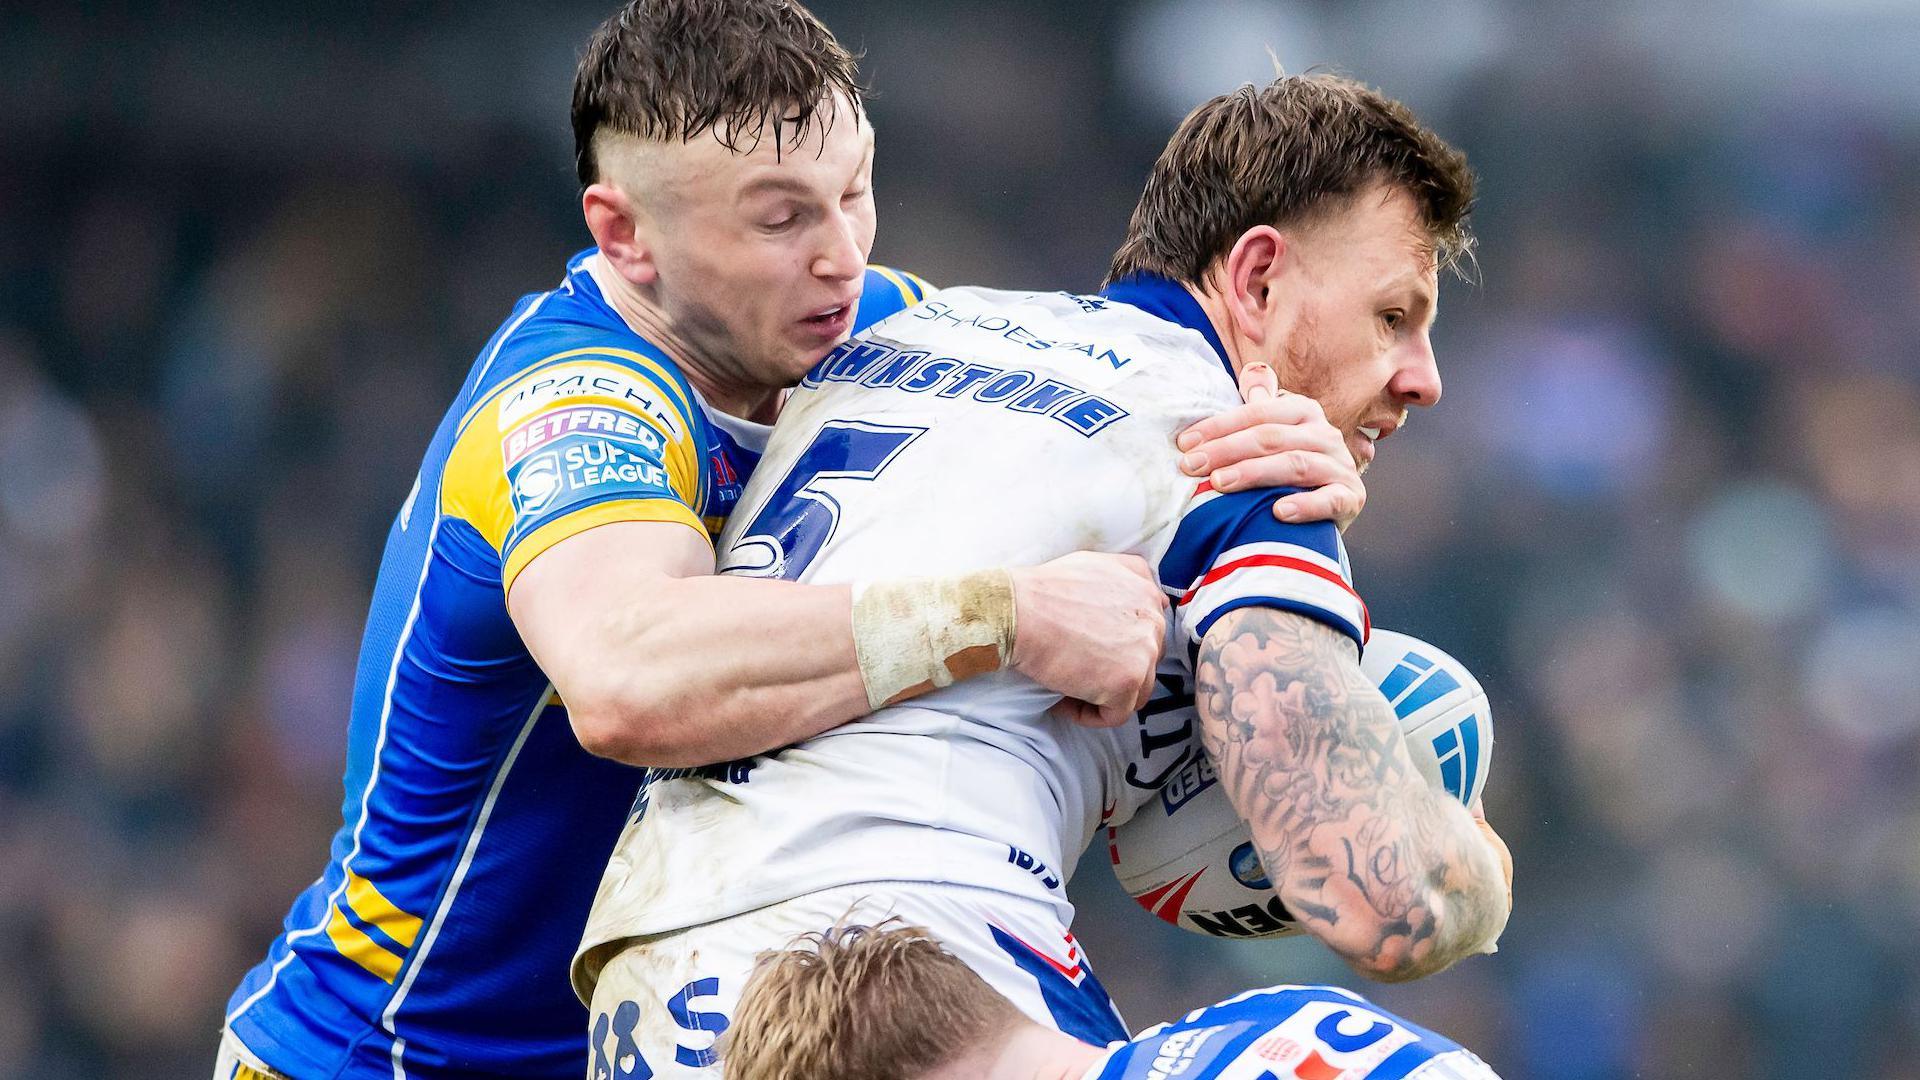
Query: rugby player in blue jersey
215,2,1373,1077
725,922,1503,1080
568,71,1511,1079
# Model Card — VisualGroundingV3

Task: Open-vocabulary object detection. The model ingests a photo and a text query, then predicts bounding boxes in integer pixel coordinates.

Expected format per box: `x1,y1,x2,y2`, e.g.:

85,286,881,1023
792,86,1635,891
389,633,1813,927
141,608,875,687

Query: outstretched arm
1193,607,1510,981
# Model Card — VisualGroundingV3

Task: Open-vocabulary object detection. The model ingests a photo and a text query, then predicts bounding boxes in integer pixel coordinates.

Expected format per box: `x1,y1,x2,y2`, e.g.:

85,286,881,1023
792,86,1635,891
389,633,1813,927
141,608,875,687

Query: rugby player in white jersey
571,74,1512,1078
725,921,1503,1080
216,3,1372,1077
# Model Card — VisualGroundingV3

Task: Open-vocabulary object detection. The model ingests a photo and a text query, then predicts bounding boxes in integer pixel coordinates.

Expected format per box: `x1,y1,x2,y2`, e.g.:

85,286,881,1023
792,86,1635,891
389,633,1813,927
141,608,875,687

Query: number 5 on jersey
722,421,925,579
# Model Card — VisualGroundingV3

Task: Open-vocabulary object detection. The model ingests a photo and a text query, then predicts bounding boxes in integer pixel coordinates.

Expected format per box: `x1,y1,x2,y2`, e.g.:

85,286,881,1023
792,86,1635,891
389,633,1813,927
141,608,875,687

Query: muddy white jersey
573,276,1370,998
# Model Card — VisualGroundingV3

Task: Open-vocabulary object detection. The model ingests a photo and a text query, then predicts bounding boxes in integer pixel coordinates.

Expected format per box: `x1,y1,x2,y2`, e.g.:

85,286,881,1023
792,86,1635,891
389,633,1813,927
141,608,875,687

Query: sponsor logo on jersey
558,438,670,489
498,363,685,439
1250,1032,1303,1062
907,298,1136,369
502,404,663,467
511,452,563,514
505,433,673,524
1139,1024,1224,1079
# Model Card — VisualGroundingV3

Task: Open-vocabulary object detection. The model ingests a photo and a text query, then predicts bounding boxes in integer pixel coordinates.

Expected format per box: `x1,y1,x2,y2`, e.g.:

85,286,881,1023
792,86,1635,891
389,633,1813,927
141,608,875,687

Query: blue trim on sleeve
1159,487,1341,591
1100,273,1232,377
1193,595,1365,651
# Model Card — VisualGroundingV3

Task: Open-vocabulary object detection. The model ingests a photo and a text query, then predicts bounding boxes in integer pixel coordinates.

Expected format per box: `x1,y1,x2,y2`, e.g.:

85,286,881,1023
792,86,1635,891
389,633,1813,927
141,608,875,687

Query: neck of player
928,1021,1104,1080
1183,276,1260,385
586,254,781,422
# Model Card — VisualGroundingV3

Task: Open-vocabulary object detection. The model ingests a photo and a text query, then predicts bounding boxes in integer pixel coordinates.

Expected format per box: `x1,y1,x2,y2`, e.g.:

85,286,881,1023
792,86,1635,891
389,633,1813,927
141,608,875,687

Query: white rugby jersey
573,276,1370,995
1086,984,1500,1079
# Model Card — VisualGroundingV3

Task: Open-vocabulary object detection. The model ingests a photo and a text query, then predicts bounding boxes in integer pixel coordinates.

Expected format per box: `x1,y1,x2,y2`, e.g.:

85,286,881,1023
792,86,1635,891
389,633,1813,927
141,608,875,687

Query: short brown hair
571,0,866,186
1105,74,1475,285
723,920,1024,1080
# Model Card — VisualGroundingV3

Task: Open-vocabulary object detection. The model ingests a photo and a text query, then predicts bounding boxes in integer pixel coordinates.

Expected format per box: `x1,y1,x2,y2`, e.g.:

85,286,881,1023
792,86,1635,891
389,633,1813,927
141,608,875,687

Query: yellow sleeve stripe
502,496,711,596
326,905,405,983
902,270,935,298
869,265,918,306
344,871,423,950
456,345,700,440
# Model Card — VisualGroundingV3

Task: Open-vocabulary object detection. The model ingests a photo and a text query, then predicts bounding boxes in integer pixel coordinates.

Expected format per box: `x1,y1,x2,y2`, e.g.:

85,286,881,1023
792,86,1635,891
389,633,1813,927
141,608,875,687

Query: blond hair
723,919,1023,1080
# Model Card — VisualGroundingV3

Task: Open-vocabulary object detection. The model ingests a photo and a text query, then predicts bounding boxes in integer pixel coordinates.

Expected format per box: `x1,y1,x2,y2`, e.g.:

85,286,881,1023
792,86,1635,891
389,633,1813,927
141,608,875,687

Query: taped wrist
852,570,1017,710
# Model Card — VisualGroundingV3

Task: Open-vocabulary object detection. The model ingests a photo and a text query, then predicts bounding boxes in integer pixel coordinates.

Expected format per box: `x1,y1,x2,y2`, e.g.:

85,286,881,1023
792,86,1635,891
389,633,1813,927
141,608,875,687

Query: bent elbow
568,685,750,770
567,701,643,764
566,687,683,767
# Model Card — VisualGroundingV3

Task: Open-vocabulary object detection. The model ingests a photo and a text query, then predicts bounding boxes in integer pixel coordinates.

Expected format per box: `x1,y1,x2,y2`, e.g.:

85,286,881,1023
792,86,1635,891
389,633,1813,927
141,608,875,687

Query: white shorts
581,881,1126,1079
211,1028,287,1080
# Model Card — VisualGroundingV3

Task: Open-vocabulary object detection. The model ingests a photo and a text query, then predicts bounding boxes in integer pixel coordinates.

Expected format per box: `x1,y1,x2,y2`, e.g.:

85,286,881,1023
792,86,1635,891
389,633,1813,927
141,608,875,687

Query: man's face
623,95,877,389
1267,184,1444,472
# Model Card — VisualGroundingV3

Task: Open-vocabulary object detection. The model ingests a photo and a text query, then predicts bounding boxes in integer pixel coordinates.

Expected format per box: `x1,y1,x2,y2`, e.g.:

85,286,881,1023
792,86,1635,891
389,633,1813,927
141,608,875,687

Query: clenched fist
1008,552,1168,728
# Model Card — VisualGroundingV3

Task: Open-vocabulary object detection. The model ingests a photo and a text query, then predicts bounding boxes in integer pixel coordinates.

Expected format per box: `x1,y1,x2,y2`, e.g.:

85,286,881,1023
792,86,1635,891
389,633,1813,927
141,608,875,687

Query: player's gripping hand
1008,552,1168,729
1176,362,1366,531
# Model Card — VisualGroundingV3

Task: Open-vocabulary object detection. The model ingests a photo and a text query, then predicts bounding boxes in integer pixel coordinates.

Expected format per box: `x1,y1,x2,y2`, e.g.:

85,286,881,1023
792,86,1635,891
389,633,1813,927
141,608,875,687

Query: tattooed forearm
1194,607,1509,981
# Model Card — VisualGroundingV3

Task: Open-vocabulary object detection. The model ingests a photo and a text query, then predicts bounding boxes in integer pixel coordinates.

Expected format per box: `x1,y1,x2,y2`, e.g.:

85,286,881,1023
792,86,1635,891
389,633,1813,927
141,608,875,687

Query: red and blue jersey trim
1160,482,1369,649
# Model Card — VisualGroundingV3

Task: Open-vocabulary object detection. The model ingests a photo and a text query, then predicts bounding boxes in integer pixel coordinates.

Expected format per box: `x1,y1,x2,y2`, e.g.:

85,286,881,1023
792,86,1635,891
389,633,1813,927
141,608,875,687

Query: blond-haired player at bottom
726,921,1502,1080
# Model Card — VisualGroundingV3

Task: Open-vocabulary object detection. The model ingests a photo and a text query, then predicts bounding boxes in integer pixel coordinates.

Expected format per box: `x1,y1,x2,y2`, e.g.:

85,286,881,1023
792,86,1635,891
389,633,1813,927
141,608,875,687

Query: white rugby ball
1108,628,1491,939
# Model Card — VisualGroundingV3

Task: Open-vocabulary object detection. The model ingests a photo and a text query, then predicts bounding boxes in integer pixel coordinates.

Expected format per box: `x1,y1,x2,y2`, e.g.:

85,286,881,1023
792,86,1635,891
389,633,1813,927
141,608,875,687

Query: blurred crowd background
3,1,1919,1076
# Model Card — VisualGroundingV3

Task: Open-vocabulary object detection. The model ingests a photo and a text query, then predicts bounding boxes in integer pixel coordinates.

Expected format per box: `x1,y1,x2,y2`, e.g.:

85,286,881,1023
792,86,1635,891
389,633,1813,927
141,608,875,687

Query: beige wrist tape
852,570,1018,709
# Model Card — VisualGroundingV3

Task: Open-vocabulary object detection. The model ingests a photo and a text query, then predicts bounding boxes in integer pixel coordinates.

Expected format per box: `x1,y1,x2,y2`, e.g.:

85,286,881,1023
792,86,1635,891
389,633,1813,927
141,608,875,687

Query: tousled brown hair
571,0,866,187
1105,73,1476,286
723,920,1023,1080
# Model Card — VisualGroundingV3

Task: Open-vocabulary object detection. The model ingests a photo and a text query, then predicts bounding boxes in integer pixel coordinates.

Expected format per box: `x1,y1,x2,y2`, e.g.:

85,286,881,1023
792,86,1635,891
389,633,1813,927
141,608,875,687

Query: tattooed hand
1194,607,1510,981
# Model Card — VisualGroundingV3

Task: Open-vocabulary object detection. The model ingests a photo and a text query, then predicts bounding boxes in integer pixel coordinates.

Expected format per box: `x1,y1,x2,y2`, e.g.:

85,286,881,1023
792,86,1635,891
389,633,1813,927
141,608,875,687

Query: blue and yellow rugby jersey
224,250,929,1080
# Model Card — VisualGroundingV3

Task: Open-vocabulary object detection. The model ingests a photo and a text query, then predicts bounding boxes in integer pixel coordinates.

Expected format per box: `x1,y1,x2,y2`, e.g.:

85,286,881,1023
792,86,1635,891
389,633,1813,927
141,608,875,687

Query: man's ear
583,183,658,286
1218,225,1287,345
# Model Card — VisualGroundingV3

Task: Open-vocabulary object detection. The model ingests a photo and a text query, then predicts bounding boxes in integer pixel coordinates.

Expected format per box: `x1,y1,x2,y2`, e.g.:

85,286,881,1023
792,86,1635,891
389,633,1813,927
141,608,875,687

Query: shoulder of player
889,286,1230,376
453,313,706,448
850,264,937,333
444,255,695,415
864,264,935,304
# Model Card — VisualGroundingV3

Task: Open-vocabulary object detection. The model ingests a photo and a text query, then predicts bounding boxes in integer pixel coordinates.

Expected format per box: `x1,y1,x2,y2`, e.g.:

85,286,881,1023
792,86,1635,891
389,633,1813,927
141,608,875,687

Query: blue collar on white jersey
1099,273,1234,378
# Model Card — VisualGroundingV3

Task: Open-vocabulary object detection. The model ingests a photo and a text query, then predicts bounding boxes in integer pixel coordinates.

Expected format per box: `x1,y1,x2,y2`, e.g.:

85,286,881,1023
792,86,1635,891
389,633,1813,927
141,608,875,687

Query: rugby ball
1108,628,1491,939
